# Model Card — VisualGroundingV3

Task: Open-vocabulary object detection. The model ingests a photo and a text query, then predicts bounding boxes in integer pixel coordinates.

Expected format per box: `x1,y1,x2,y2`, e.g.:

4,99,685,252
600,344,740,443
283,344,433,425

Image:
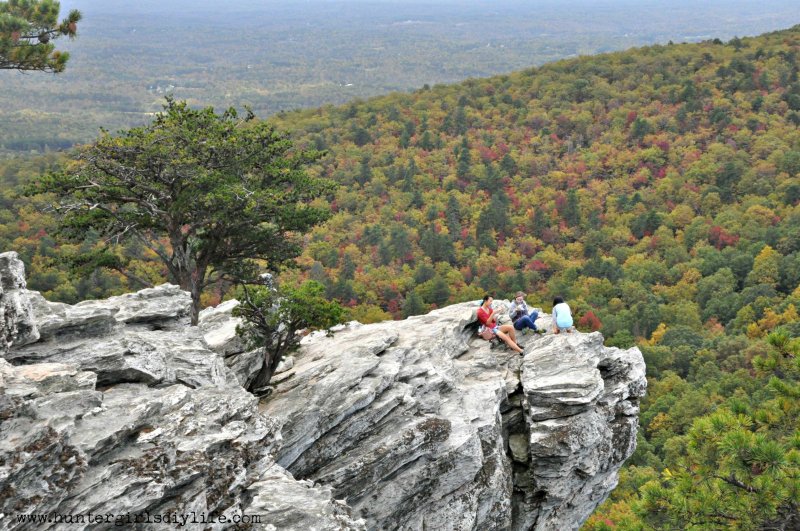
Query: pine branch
714,474,759,493
109,266,155,290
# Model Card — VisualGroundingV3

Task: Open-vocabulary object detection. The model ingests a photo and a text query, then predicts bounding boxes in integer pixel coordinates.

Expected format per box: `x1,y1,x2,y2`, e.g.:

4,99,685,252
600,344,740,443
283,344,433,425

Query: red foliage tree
578,310,602,331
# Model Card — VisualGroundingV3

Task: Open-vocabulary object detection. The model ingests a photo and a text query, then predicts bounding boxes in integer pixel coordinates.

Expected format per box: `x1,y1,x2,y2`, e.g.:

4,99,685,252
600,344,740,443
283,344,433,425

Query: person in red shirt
477,295,525,355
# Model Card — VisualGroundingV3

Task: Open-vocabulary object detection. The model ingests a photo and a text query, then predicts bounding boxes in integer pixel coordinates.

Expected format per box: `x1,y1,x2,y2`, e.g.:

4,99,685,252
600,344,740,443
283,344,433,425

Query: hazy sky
58,0,798,39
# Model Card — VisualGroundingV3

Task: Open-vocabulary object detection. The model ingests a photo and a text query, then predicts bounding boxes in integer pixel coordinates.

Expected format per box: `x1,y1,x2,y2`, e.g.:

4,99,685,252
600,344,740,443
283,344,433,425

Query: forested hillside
3,24,800,528
267,27,800,333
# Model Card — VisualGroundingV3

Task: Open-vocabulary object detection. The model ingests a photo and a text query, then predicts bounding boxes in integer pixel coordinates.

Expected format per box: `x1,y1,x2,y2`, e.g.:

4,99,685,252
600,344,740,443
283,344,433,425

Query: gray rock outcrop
197,299,263,388
0,250,646,530
0,252,364,531
0,251,39,352
7,288,230,389
261,303,646,530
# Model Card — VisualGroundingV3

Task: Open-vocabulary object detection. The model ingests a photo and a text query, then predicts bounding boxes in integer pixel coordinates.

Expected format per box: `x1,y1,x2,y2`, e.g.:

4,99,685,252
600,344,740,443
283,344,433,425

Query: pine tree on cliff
32,98,334,324
0,0,81,72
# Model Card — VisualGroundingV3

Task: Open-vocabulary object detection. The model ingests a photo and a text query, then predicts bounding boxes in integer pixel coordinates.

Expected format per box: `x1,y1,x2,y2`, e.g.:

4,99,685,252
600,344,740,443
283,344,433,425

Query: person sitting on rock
477,295,525,354
552,296,574,334
508,291,541,334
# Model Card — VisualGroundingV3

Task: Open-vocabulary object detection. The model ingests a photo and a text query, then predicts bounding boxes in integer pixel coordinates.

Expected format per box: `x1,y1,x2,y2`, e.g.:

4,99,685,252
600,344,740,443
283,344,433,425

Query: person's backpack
478,326,495,341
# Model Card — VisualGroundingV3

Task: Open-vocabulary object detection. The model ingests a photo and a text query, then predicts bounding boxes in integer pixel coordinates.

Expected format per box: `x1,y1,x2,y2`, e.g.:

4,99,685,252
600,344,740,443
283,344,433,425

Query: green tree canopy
0,0,80,72
32,98,334,323
403,290,426,318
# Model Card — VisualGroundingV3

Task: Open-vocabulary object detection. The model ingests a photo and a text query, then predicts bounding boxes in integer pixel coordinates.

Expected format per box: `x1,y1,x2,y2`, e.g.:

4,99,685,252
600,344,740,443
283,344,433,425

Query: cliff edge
0,251,645,530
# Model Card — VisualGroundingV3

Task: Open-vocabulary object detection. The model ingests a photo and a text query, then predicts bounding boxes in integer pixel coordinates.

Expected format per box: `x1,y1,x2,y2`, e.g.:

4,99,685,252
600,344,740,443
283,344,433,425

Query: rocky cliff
0,252,362,531
0,251,646,530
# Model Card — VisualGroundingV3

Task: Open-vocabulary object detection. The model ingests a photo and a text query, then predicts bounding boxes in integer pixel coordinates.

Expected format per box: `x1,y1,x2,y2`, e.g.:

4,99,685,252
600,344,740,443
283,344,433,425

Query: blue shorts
479,325,500,336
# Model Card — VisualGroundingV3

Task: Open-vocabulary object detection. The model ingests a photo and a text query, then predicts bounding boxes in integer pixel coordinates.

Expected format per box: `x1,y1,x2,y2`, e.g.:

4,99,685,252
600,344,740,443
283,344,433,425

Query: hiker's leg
496,330,523,353
517,315,536,331
501,323,518,343
529,311,539,330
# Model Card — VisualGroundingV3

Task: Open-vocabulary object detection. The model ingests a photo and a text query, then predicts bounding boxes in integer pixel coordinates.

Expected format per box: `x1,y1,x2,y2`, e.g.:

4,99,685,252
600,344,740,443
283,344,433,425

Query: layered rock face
0,252,39,352
0,252,363,531
1,250,646,530
261,305,646,530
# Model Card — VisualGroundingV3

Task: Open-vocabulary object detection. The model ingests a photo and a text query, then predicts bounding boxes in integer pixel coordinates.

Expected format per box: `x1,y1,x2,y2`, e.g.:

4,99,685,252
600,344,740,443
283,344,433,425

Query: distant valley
0,0,798,153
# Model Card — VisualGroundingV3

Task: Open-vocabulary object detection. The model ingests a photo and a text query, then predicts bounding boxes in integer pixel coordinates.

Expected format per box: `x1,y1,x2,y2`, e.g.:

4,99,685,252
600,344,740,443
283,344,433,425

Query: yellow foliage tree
747,245,780,288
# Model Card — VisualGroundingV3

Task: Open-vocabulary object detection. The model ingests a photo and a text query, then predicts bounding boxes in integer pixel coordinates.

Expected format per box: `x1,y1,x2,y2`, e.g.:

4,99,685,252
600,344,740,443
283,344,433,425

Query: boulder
26,291,119,341
225,348,265,389
198,299,268,388
0,251,39,353
7,327,229,388
94,283,192,324
199,299,246,356
517,332,646,529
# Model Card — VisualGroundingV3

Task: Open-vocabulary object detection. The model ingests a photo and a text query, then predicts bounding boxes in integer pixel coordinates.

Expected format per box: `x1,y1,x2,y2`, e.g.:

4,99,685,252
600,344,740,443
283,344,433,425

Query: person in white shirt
552,296,574,334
